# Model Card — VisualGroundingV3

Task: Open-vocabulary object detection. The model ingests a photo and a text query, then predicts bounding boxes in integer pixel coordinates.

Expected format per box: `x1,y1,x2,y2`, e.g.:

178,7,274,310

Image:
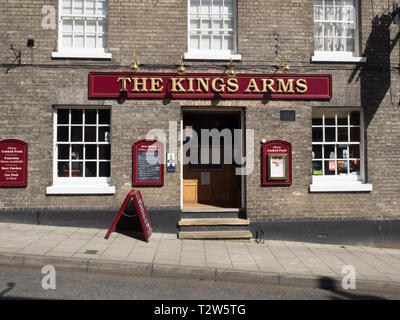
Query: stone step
178,218,250,226
178,230,253,240
180,209,241,219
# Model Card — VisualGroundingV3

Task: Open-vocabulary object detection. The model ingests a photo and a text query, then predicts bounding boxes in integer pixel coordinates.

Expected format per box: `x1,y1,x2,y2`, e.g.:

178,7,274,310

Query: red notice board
133,139,164,186
0,139,28,187
105,189,152,242
262,140,292,186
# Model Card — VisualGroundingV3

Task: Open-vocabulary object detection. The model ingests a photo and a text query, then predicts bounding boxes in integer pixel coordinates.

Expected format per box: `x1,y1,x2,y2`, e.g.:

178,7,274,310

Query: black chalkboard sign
137,151,160,181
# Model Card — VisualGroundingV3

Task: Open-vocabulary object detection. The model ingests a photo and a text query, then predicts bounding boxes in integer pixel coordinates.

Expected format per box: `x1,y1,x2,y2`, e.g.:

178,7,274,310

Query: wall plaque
0,139,28,187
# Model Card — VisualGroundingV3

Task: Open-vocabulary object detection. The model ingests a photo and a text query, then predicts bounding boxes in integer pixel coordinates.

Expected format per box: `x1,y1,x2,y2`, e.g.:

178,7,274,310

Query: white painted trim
46,183,115,194
184,51,241,61
180,119,183,210
52,50,112,59
311,55,366,63
309,183,372,192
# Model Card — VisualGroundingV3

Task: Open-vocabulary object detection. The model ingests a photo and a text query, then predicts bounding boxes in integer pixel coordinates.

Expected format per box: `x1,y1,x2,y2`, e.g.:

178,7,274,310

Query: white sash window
52,0,111,59
312,0,365,62
185,0,241,60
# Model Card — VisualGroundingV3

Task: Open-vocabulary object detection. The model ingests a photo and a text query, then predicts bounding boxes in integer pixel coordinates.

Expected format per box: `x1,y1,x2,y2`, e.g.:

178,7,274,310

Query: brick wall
0,0,399,222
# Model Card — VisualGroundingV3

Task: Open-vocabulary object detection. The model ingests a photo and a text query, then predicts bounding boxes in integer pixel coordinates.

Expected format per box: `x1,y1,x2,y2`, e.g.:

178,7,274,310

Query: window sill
46,183,115,195
311,55,367,63
309,183,373,192
51,51,112,59
184,51,242,61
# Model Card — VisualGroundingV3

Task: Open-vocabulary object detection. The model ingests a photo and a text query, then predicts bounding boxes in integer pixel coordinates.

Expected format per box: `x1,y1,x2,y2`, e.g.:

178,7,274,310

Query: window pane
71,145,83,160
350,111,360,125
85,162,97,177
85,145,97,159
337,160,348,174
71,162,83,177
73,0,84,14
324,144,335,159
325,127,335,142
98,126,111,142
337,111,348,125
337,127,348,142
99,109,110,124
350,160,360,175
86,19,96,33
350,127,360,142
85,109,97,124
74,19,84,32
312,112,323,125
337,144,348,158
99,162,110,177
86,0,96,15
74,34,84,47
86,34,96,48
62,19,73,32
312,127,323,142
57,126,69,142
213,36,222,50
57,109,69,124
190,35,200,50
97,19,108,33
58,162,69,177
312,145,322,159
325,160,336,175
62,34,73,48
99,145,111,160
312,161,322,175
71,126,83,141
324,114,335,125
62,0,72,14
97,34,107,49
85,126,96,142
223,35,233,51
58,144,69,160
71,109,83,124
349,144,360,158
97,0,108,15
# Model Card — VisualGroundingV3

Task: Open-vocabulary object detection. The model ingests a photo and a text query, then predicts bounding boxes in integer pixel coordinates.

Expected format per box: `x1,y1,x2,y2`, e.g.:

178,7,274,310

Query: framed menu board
0,139,28,187
262,140,292,186
133,139,164,186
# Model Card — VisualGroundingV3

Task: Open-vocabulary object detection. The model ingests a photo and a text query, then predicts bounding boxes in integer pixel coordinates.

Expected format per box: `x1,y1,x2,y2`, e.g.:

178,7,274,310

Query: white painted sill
309,183,373,192
311,55,367,63
184,51,242,61
52,51,112,59
46,183,115,195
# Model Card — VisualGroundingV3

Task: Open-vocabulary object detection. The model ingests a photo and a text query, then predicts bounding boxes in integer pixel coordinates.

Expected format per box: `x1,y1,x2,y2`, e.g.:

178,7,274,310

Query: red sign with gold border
88,72,332,100
0,139,28,187
262,140,292,186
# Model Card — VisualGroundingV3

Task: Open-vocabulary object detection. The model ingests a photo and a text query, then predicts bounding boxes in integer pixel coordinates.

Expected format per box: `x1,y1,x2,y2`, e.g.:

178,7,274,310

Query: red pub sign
88,72,332,100
0,139,28,187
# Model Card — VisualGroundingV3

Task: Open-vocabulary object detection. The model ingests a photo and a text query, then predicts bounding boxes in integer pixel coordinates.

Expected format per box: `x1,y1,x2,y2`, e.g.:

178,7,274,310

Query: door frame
180,107,246,211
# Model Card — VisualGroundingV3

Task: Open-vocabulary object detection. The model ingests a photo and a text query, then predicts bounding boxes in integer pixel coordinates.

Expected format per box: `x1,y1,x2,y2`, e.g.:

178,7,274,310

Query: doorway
182,109,243,209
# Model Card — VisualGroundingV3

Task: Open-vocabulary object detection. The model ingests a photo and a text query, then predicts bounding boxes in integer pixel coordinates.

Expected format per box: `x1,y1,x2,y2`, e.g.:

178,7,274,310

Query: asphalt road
0,265,398,301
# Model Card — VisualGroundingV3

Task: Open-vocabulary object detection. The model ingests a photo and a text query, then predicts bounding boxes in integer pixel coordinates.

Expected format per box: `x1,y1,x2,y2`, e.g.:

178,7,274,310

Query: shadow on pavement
319,277,387,300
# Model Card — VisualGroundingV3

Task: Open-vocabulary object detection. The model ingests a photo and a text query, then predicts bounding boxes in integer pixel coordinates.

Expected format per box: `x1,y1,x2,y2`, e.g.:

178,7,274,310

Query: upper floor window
185,0,241,60
312,0,365,62
52,0,111,59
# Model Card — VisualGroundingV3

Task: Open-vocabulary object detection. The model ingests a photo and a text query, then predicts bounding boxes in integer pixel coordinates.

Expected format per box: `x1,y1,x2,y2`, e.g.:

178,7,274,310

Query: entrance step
178,230,253,240
181,209,241,219
179,218,249,226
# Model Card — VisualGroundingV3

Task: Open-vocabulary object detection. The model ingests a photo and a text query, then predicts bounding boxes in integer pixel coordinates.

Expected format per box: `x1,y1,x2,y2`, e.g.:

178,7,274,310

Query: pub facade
0,0,399,244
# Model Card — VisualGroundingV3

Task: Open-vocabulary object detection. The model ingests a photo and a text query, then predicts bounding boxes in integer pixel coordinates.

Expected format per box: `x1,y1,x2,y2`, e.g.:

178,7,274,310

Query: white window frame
311,0,366,63
184,0,241,61
46,106,115,195
310,108,372,192
52,0,112,59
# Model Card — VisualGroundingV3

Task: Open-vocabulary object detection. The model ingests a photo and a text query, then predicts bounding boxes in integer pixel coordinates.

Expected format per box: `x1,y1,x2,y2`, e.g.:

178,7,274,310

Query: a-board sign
262,140,292,186
133,139,164,186
0,139,28,187
105,189,152,242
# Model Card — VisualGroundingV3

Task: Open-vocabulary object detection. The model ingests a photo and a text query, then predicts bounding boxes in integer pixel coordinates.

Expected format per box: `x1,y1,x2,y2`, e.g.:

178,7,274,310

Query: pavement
0,222,400,295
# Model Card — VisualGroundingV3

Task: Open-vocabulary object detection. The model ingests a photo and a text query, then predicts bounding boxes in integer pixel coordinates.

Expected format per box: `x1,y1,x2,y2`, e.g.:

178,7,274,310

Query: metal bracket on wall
6,45,21,74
